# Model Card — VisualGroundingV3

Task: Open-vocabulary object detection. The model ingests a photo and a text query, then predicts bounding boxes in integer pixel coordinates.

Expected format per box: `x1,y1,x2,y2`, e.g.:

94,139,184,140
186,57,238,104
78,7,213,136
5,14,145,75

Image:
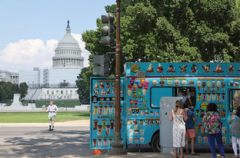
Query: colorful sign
90,78,126,149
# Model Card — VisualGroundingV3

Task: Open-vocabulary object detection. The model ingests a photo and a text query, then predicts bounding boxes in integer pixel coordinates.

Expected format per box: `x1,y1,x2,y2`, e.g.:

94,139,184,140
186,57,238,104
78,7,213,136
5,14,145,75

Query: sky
0,0,114,72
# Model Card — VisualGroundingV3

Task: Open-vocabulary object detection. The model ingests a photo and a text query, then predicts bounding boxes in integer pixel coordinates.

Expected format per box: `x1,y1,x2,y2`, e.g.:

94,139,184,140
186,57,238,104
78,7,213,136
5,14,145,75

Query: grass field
6,100,81,108
0,112,90,123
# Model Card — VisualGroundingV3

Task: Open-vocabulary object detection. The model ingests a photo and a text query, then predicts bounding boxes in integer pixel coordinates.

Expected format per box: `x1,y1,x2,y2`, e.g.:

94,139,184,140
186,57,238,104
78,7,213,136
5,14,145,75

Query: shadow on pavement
1,128,234,157
1,129,102,157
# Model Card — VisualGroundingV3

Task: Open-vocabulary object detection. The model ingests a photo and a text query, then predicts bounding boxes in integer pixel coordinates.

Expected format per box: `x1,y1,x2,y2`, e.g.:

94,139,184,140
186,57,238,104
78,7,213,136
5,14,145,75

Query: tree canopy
0,82,28,102
80,0,240,94
82,0,240,70
19,82,28,99
76,67,90,103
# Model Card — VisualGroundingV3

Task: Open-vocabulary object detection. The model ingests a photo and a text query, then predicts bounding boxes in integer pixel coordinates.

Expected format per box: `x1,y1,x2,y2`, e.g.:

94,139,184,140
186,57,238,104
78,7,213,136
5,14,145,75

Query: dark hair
207,103,217,112
236,106,240,117
183,102,189,109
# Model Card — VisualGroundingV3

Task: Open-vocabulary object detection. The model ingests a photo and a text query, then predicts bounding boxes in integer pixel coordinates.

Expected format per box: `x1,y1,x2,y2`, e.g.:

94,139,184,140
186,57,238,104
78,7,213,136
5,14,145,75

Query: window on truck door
229,89,240,112
150,87,174,109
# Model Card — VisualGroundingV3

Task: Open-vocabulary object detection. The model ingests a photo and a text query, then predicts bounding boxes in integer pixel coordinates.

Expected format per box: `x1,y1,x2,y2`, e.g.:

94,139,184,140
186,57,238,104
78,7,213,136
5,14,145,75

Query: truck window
229,89,240,112
150,87,174,109
174,87,196,108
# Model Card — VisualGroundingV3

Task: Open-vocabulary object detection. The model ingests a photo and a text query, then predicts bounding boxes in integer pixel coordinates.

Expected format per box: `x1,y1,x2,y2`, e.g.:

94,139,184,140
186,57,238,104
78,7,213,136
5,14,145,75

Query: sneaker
170,150,174,155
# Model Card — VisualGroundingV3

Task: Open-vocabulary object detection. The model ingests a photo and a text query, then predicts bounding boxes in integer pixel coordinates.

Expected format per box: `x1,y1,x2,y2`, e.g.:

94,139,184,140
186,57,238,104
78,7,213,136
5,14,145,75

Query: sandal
191,153,198,156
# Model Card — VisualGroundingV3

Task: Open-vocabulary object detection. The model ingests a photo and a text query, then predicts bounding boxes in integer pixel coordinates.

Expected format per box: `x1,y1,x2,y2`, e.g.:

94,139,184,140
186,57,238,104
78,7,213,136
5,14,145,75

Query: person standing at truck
202,103,225,158
177,88,193,109
170,100,188,158
229,106,240,158
183,102,197,155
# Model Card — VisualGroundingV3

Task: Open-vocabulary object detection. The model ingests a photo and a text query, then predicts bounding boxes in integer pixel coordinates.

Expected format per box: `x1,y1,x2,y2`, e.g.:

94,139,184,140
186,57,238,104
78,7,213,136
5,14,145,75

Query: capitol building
1,21,84,100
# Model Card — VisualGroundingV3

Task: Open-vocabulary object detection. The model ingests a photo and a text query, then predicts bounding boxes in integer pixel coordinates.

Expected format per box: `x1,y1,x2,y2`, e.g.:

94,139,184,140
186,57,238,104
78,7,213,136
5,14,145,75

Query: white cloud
0,34,90,72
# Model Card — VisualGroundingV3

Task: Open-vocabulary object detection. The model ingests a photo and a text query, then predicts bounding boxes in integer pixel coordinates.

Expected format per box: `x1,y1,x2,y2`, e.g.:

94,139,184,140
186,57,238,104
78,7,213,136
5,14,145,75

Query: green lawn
0,112,90,123
6,100,81,108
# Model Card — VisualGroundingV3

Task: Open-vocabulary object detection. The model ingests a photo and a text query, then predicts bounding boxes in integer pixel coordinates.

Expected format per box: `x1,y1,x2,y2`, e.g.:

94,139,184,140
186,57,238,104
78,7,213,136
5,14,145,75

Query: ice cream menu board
194,78,233,145
90,78,126,149
126,78,160,144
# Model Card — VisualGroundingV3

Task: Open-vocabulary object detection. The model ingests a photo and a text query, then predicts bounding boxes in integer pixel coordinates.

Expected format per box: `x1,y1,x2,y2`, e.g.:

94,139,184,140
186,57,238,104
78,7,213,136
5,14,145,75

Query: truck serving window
174,87,196,108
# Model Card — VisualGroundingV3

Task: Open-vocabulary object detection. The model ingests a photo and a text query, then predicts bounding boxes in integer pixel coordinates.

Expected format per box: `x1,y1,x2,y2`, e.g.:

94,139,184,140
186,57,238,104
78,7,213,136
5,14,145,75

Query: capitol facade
17,21,84,100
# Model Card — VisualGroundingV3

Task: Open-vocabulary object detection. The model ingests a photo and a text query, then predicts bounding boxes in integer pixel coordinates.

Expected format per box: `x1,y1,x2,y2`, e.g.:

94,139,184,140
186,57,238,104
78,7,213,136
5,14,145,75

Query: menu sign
90,78,126,149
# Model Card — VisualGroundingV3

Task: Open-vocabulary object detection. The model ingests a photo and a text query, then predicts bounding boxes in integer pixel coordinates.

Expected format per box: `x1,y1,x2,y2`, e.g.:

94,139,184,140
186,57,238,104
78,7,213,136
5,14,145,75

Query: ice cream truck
90,62,240,152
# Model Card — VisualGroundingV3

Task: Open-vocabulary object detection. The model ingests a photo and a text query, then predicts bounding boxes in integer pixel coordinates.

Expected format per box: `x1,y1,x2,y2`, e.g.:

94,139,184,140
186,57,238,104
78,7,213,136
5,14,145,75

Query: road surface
0,122,234,157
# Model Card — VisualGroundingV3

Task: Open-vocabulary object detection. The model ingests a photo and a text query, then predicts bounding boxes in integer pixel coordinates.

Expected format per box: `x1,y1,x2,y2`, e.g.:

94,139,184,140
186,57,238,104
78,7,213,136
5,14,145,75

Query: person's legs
215,132,225,158
185,139,189,153
185,130,189,154
207,134,217,158
180,147,184,157
52,119,54,126
232,136,238,157
51,115,56,129
174,147,178,158
191,137,196,154
188,129,196,154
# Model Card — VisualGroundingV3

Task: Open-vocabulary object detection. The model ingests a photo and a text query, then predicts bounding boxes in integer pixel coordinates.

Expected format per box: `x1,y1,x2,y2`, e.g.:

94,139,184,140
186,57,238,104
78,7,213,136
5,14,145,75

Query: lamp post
108,0,127,155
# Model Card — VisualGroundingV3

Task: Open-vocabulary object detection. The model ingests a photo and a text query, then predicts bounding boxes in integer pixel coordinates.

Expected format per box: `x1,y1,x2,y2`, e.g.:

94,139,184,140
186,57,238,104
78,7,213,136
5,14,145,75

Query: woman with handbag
170,100,188,158
229,106,240,158
202,103,225,158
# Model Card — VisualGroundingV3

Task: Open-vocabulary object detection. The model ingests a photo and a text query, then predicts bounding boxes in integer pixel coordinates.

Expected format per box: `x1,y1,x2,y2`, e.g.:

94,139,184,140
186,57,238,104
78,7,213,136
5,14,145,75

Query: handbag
202,112,215,134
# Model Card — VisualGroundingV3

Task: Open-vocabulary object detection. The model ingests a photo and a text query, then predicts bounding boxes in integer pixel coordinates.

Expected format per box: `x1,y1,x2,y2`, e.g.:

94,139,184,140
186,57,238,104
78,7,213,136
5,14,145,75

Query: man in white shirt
177,88,193,108
46,101,58,130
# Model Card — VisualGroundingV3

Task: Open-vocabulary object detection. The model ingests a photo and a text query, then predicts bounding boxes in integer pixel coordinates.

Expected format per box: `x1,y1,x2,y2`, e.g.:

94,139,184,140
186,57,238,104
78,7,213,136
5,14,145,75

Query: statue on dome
67,20,70,28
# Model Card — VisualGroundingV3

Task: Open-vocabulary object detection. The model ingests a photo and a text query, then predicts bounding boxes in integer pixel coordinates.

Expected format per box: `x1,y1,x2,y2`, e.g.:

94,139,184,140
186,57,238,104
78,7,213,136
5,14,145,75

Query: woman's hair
174,100,182,112
235,106,240,117
207,103,217,112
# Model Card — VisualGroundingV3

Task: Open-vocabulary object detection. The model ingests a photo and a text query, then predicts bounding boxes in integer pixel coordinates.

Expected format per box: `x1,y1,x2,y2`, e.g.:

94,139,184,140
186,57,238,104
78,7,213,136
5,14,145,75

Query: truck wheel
151,133,160,152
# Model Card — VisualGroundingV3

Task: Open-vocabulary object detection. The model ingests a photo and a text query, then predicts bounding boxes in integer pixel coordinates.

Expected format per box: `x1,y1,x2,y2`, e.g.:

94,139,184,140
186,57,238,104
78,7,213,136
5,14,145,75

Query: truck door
228,89,239,144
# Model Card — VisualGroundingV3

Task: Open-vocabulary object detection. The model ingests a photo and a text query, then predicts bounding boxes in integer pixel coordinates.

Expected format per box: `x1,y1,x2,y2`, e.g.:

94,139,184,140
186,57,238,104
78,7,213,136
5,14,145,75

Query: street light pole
108,0,127,155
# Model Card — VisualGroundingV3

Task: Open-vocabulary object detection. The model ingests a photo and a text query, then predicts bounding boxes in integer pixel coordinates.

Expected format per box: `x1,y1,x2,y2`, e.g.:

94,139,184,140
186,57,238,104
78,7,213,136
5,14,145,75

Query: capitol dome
52,20,84,69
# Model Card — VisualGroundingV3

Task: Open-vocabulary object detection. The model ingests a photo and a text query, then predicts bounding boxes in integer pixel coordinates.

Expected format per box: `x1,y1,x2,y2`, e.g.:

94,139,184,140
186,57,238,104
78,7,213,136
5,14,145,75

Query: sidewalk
0,120,90,127
88,152,232,158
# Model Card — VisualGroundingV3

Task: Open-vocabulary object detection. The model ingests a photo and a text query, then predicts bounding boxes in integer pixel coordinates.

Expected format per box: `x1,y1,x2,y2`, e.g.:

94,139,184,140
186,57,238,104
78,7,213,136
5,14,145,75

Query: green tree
76,67,90,103
82,0,240,80
19,82,28,99
0,85,7,101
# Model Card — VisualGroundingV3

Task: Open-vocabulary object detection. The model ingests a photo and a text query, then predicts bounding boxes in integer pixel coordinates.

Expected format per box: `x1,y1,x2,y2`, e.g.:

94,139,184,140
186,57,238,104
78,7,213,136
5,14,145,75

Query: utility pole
108,0,127,155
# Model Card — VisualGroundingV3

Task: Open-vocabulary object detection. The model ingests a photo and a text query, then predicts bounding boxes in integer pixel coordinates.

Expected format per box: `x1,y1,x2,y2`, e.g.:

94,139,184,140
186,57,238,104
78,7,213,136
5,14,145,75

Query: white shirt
47,105,58,114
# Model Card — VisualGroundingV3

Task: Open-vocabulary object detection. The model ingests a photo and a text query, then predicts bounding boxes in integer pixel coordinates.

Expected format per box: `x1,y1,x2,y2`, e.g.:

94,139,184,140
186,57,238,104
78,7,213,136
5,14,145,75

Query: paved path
0,120,235,158
0,120,90,127
89,153,234,158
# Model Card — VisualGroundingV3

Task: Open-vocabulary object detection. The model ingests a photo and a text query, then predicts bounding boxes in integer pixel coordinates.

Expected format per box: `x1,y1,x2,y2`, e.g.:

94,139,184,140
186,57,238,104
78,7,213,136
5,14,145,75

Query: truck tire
151,132,160,152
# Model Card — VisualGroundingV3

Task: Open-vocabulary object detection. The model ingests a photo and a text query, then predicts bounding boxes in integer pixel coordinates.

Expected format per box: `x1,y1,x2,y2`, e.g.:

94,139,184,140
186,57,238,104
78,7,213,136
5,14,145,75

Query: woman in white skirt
170,100,188,158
